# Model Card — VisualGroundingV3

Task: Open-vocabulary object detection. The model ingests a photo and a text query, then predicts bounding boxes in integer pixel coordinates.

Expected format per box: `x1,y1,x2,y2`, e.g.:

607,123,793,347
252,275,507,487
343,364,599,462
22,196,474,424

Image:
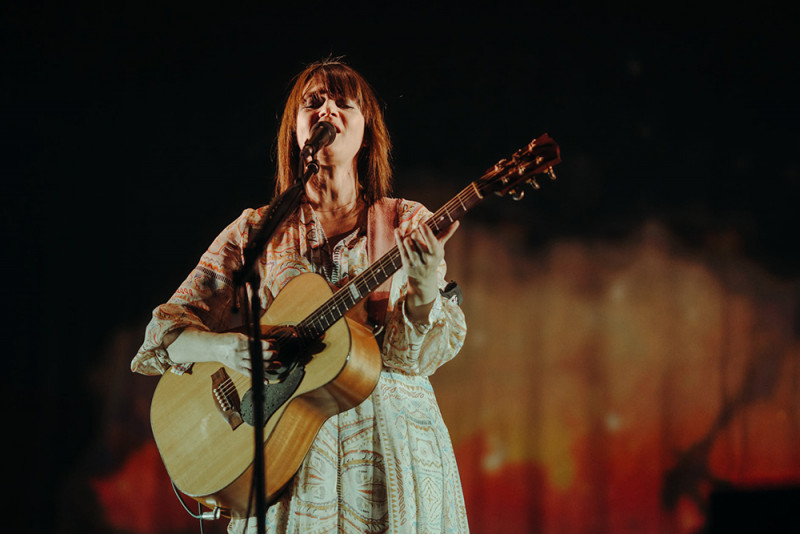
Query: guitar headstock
476,133,561,200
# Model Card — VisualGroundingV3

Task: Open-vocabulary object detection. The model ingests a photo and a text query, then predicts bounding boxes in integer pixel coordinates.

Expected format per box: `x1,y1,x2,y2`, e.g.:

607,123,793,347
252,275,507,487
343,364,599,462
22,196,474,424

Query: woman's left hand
395,220,460,322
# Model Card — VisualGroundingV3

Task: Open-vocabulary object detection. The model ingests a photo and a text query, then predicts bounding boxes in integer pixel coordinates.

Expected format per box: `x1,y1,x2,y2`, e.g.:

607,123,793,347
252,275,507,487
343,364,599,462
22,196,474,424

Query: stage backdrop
62,219,800,534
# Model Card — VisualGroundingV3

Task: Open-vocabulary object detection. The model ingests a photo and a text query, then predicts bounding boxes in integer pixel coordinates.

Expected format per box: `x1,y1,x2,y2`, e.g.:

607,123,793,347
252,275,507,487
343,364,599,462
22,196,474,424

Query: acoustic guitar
149,133,561,518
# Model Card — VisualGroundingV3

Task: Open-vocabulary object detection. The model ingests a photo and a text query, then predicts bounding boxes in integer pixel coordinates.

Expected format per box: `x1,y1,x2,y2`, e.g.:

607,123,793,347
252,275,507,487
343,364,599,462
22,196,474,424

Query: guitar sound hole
261,325,310,381
240,365,305,427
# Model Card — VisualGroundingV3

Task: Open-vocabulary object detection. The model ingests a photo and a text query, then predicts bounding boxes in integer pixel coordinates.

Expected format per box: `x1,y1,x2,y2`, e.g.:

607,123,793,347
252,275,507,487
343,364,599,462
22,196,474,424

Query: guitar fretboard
296,182,484,339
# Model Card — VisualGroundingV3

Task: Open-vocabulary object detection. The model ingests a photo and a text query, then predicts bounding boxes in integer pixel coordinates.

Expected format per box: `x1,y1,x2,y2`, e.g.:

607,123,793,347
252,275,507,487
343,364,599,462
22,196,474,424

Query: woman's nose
318,99,338,118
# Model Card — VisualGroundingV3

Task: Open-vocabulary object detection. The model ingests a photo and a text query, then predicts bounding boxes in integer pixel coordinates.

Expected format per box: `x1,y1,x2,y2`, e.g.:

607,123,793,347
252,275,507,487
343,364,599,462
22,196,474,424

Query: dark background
3,2,798,532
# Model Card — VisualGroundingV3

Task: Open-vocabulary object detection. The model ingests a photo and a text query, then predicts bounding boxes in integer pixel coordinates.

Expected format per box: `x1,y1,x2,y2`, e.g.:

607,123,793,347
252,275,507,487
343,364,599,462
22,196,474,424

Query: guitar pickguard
240,365,306,427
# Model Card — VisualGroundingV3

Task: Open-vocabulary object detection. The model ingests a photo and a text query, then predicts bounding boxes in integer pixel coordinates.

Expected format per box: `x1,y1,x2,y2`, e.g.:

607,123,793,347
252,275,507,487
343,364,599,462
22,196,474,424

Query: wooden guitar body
150,272,383,518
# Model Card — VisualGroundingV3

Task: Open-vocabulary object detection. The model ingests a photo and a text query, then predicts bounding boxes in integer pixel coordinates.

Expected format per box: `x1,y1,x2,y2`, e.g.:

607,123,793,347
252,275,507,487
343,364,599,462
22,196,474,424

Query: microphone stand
232,156,321,534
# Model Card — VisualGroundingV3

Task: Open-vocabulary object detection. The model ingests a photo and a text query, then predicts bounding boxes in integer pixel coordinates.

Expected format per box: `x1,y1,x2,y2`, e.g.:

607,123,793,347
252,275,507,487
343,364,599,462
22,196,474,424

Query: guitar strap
366,197,400,328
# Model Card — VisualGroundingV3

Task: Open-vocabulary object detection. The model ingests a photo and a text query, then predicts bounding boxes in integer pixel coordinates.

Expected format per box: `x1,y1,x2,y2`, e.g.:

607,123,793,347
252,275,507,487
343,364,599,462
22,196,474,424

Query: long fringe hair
275,59,393,204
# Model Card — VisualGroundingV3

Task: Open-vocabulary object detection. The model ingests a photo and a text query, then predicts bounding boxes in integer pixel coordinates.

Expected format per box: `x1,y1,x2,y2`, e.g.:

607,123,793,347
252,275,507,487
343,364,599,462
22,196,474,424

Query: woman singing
132,58,469,533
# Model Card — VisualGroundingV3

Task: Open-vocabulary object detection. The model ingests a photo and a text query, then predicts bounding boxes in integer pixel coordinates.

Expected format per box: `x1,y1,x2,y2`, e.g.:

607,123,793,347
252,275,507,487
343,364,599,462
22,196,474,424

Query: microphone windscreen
312,121,336,145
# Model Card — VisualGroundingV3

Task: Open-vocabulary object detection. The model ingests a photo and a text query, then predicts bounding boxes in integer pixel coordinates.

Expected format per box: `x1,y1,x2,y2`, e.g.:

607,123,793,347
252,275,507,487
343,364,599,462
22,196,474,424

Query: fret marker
349,284,360,300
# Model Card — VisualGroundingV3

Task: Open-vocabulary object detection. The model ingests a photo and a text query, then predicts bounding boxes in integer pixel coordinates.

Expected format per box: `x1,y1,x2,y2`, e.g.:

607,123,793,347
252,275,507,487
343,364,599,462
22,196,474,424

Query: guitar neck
294,132,562,340
297,183,484,339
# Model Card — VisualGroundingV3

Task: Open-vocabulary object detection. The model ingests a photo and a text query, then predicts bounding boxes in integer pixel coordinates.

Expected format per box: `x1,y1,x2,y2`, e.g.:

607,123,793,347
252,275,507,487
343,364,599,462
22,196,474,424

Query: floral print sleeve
130,209,258,376
380,200,467,376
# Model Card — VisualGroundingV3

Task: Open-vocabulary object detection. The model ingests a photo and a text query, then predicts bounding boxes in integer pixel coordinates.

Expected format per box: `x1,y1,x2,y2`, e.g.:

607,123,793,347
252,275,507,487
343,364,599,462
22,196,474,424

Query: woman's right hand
165,328,277,378
207,331,278,377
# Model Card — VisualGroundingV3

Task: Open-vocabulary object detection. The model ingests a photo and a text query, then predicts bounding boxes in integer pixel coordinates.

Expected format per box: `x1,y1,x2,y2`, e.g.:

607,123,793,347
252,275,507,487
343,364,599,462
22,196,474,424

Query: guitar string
215,324,302,397
299,188,475,330
304,185,479,328
218,159,549,397
210,188,482,404
217,378,245,398
297,184,482,337
263,154,549,340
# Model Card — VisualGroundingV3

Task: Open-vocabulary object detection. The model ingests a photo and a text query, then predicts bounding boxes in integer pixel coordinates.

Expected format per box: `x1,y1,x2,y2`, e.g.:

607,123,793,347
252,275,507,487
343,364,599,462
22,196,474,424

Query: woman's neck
305,163,360,212
304,162,365,240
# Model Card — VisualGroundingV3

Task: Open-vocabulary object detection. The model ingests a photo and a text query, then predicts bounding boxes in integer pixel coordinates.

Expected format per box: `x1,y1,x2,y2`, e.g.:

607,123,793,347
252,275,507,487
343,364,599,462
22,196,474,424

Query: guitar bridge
211,368,244,430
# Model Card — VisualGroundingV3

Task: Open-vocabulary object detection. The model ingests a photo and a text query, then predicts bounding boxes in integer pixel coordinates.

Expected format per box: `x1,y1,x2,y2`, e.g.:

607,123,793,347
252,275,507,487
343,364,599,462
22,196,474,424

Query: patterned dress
131,198,469,533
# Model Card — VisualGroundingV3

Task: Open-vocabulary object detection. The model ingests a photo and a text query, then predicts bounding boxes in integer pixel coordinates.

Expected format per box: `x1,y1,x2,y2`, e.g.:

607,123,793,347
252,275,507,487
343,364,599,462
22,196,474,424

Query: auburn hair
275,59,393,204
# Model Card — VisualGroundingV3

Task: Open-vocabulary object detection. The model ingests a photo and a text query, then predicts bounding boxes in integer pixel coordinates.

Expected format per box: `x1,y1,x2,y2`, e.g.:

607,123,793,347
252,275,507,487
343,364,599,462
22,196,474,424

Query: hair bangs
306,64,367,111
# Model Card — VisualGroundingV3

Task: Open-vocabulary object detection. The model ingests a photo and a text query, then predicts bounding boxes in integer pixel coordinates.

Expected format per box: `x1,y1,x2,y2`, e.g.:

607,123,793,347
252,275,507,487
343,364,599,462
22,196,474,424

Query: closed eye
302,94,324,109
301,91,358,111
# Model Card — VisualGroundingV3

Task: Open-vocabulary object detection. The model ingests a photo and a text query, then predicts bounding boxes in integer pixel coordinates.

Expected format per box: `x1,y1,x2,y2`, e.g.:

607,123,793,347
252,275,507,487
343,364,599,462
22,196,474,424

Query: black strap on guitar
366,197,401,327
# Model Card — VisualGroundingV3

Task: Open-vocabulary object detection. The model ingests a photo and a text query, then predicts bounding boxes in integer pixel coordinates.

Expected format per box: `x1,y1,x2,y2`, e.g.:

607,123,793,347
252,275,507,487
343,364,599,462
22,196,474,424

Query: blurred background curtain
65,219,799,534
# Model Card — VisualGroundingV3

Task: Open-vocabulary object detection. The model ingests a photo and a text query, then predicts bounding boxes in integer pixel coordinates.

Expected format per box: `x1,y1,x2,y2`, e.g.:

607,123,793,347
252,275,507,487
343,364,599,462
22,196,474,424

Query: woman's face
296,80,366,169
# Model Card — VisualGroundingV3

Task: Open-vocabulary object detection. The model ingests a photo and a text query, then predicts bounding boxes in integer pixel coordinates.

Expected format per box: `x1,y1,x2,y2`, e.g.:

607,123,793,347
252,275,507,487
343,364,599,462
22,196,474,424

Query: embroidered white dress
131,199,469,533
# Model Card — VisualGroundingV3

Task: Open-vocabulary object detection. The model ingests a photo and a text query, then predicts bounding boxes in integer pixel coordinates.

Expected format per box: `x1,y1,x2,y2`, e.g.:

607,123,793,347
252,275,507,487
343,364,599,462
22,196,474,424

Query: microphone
300,121,336,158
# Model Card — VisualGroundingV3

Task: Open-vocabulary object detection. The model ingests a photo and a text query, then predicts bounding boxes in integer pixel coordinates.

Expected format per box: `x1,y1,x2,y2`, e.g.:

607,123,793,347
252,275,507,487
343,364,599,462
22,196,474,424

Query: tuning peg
511,188,525,201
491,158,509,174
545,167,557,180
528,178,540,190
